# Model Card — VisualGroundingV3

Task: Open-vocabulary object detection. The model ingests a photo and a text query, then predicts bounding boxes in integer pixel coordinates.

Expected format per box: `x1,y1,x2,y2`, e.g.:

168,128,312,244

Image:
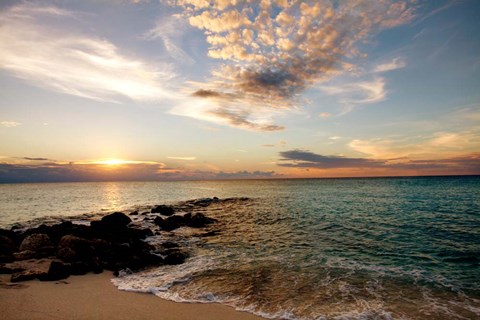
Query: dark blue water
1,176,479,319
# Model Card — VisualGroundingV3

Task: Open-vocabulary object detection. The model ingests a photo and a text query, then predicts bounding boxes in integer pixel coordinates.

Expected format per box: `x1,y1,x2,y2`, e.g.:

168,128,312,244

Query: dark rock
19,234,53,252
160,241,179,249
154,215,184,231
0,228,16,238
141,212,150,215
185,212,216,228
126,227,154,240
0,235,16,262
56,247,77,262
154,212,216,231
129,211,139,216
57,235,103,265
151,205,175,216
70,261,90,275
101,212,131,227
39,261,70,281
163,250,188,265
91,257,103,274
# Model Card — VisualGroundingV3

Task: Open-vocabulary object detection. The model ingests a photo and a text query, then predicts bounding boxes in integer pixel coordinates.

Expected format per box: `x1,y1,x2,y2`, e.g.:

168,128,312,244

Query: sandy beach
0,271,263,320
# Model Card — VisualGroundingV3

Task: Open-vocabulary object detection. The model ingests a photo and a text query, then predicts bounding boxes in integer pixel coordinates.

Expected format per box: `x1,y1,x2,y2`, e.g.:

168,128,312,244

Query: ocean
1,176,479,319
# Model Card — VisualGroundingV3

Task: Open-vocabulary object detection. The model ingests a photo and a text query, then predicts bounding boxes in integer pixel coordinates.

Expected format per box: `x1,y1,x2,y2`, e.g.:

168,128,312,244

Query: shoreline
0,271,263,320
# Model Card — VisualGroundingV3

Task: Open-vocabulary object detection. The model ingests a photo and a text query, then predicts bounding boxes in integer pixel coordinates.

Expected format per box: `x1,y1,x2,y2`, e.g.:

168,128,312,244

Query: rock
0,235,17,262
160,241,179,249
39,261,70,281
129,211,139,216
8,259,52,282
151,205,175,216
154,215,184,231
70,261,90,275
90,213,132,241
163,250,188,265
0,264,24,274
19,234,53,252
125,227,154,240
154,212,216,231
13,250,36,260
11,270,45,282
101,212,131,227
185,212,216,228
56,247,77,262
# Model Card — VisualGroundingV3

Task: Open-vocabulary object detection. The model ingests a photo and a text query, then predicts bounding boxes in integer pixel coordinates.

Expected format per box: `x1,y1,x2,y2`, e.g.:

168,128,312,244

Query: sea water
1,176,479,319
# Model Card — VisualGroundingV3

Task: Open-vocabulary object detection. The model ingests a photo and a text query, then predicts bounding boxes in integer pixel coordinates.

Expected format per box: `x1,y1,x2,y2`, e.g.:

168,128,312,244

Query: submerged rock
154,212,217,231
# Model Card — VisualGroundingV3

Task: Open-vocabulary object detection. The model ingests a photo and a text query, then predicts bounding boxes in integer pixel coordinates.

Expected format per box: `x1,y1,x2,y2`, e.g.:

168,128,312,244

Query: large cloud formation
169,0,416,130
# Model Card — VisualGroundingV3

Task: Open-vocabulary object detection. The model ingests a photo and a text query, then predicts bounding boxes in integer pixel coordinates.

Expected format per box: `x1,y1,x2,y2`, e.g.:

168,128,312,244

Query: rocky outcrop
0,200,221,282
154,212,217,231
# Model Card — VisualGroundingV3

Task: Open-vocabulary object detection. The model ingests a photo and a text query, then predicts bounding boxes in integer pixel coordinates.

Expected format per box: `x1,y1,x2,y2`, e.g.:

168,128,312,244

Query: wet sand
0,272,263,320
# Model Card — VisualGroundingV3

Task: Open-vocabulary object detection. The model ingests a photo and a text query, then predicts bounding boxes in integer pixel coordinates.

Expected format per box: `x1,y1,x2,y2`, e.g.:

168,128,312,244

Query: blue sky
0,0,479,182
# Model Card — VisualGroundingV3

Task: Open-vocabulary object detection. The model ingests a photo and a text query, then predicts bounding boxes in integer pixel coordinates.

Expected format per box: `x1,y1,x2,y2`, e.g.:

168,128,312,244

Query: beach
0,272,262,320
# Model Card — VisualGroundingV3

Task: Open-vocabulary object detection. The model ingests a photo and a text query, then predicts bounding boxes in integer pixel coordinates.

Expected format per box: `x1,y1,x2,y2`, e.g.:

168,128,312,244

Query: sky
0,0,479,182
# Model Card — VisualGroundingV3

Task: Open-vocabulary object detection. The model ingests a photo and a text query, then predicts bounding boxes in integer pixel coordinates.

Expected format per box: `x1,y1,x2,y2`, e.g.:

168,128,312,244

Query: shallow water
1,176,479,319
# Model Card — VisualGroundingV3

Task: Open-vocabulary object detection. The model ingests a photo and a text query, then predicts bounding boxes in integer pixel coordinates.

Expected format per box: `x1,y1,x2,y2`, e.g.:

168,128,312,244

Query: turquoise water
1,176,479,319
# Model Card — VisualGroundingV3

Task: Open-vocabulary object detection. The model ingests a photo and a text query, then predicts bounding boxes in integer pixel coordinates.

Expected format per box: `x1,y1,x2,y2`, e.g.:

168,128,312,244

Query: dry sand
0,272,263,320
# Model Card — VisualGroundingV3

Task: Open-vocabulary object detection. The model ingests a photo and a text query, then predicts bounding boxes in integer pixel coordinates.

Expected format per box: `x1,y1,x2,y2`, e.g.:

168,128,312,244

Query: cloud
0,3,177,103
167,0,416,130
349,129,480,159
0,160,281,183
168,156,196,161
373,57,407,73
0,161,171,183
23,157,50,161
319,112,333,119
279,150,384,169
278,149,480,174
1,121,21,128
319,77,387,114
170,97,285,131
144,14,195,64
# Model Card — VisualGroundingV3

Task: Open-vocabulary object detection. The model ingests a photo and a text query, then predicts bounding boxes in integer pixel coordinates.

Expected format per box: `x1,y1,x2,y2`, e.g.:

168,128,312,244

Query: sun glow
93,159,133,166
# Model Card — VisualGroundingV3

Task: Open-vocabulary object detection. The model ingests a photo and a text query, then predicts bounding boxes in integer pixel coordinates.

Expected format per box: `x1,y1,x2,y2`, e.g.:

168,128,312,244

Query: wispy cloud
23,157,51,161
278,149,480,174
167,0,416,130
349,129,480,159
373,57,407,73
168,156,196,161
0,3,177,103
144,14,195,64
319,77,387,114
1,121,21,128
